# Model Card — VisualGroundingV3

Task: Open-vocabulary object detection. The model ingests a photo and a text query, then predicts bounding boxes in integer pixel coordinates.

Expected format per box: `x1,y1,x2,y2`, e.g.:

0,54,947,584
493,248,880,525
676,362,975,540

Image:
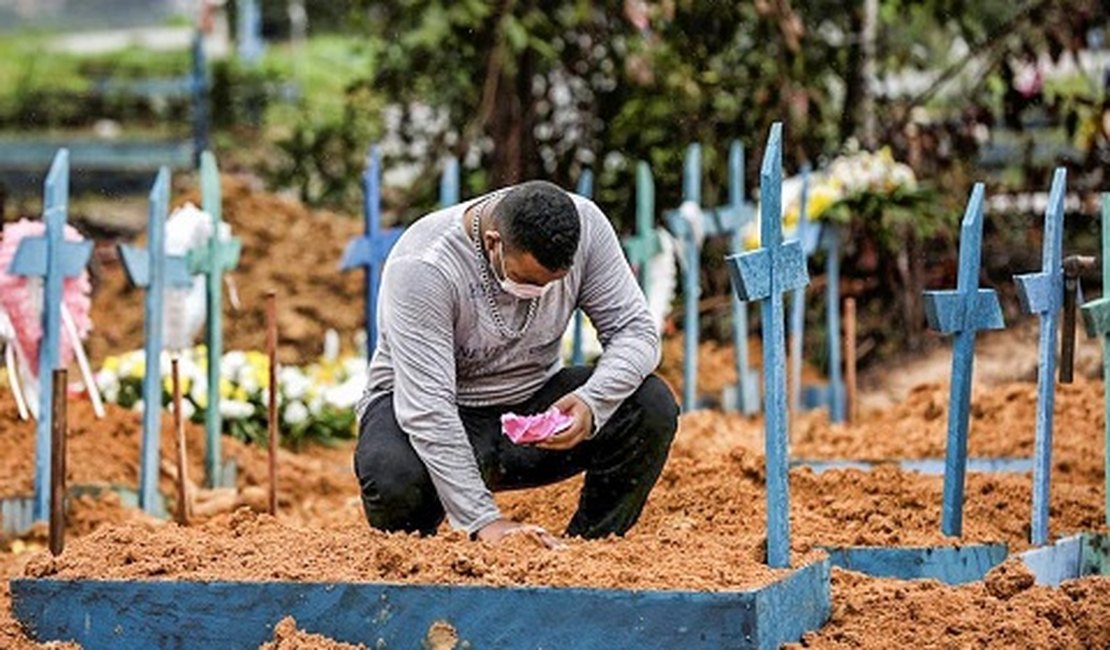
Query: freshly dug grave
86,175,364,365
795,566,1110,649
789,376,1106,486
4,376,1108,647
18,379,1109,591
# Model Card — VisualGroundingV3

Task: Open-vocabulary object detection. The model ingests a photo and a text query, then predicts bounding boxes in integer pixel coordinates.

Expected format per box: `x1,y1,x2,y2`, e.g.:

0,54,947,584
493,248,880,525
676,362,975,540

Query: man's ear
483,230,501,253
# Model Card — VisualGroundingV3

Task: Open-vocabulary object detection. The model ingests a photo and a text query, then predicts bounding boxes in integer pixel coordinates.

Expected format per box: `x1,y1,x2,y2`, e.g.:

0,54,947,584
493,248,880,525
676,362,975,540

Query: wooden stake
171,357,190,526
844,298,858,422
266,290,278,516
49,368,67,557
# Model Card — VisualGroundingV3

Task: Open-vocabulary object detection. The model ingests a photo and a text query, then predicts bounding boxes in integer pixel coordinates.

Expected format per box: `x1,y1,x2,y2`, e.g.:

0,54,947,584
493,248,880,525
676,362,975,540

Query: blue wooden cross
439,155,460,207
189,152,243,489
717,142,760,416
341,145,404,361
788,165,821,415
665,144,704,412
1080,193,1110,528
922,183,1004,537
190,31,209,170
8,150,93,520
819,224,846,422
570,169,594,366
666,142,758,413
118,167,194,514
727,123,809,568
1014,167,1066,546
621,162,661,295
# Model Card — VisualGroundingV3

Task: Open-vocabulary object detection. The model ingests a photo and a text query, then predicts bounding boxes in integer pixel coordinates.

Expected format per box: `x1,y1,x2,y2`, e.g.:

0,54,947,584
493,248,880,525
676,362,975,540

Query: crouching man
354,180,678,546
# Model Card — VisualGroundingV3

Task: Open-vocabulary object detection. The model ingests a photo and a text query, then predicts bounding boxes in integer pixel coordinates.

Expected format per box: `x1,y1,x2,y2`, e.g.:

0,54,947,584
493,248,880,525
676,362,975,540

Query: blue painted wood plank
7,150,93,521
788,165,812,416
823,225,845,422
439,155,460,207
922,184,1005,537
1018,533,1110,586
190,30,208,169
678,144,701,412
791,457,1034,475
187,152,242,489
1080,193,1110,528
726,123,809,568
822,543,1008,585
1013,168,1066,546
341,145,404,361
11,559,830,650
723,141,759,415
621,162,660,295
117,168,195,513
0,139,196,172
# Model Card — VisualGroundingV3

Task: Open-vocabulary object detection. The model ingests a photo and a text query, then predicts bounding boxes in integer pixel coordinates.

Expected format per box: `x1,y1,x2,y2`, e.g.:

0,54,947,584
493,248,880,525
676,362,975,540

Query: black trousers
354,367,679,539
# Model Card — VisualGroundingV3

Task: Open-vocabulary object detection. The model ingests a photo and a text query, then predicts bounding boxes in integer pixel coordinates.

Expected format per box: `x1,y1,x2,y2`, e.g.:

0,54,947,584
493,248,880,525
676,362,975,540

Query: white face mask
496,241,550,300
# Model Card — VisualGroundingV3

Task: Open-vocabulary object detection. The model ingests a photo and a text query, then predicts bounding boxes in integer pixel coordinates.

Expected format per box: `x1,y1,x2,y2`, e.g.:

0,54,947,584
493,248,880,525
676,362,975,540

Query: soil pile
0,389,356,530
797,569,1110,649
25,508,792,591
788,377,1105,486
87,176,364,365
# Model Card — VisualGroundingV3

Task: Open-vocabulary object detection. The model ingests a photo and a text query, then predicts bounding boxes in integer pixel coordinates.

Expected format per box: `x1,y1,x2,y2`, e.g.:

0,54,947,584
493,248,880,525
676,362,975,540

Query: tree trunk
489,48,539,185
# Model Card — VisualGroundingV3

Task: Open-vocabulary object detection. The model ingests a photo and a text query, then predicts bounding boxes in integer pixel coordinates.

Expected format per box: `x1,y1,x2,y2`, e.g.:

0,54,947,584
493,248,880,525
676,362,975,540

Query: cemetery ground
1,177,1108,647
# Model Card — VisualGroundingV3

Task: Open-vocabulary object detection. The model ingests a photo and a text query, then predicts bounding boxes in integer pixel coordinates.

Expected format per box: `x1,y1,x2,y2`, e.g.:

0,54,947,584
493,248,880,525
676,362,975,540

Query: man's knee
355,422,443,535
633,374,679,444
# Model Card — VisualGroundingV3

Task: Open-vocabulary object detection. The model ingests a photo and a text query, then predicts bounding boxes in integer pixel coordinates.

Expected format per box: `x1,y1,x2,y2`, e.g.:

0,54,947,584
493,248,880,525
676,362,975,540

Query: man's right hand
475,518,566,549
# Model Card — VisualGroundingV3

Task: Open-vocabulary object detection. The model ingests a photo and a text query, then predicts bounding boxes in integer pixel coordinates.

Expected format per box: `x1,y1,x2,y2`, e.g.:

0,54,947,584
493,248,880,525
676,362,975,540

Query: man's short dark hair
494,180,580,271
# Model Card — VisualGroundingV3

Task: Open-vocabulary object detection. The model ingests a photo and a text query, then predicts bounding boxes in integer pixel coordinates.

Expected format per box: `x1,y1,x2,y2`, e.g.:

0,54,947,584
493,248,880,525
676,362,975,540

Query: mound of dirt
796,569,1110,649
87,175,364,365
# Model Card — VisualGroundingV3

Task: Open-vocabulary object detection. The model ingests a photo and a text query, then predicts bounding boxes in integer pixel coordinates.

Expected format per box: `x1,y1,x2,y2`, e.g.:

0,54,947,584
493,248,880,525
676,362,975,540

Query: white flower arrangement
95,346,364,446
744,147,919,250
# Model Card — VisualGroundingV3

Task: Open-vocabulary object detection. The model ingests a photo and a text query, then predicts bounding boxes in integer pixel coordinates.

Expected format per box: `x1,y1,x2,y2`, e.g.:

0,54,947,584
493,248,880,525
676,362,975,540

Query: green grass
256,34,379,129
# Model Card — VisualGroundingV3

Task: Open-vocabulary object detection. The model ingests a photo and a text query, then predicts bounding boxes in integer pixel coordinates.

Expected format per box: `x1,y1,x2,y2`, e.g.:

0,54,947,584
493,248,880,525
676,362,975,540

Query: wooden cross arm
726,241,808,303
187,237,242,275
1082,297,1110,338
1014,271,1062,315
621,235,661,264
9,238,93,278
923,288,1005,334
339,228,404,272
701,204,754,238
117,245,194,289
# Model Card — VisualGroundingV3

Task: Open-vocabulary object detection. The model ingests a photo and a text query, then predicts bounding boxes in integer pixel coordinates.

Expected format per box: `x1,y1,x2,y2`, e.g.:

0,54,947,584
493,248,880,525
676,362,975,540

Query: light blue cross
341,145,404,361
727,123,809,568
118,167,194,514
666,141,758,413
621,162,661,294
8,150,93,520
188,151,243,489
788,165,820,415
1080,193,1110,529
922,183,1004,537
1013,167,1066,546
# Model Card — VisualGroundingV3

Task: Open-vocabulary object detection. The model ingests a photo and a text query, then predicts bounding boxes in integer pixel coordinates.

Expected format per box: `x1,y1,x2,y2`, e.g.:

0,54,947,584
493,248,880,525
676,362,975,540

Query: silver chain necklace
469,195,539,339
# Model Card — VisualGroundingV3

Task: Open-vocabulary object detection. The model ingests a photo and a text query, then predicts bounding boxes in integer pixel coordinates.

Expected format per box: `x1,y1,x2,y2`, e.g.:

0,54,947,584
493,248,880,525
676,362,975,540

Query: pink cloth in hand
501,406,575,444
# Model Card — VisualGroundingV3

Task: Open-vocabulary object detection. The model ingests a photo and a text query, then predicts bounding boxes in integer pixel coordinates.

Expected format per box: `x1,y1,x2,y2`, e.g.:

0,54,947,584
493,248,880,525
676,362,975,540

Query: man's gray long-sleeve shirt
356,190,661,534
